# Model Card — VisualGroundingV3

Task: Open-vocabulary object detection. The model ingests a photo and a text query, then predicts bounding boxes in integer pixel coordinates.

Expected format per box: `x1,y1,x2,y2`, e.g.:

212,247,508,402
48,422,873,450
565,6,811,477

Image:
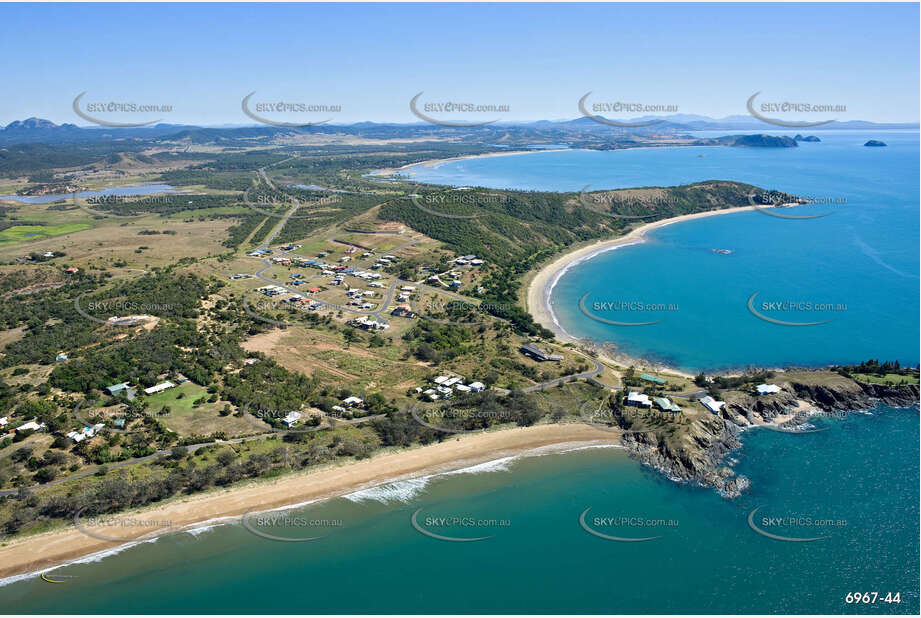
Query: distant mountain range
0,115,916,147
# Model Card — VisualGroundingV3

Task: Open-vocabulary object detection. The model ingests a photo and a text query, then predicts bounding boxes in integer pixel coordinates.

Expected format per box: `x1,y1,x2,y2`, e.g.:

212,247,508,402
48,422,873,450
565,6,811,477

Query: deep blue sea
409,131,920,372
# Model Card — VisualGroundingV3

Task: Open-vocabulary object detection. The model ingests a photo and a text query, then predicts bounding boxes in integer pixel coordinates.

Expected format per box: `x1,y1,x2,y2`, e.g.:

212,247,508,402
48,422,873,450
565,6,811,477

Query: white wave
441,455,516,476
344,477,431,504
0,535,162,589
554,443,624,454
544,240,644,340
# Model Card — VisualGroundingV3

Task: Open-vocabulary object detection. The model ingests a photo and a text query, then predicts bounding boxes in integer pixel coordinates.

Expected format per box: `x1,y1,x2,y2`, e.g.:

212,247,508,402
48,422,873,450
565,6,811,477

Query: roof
700,396,725,412
639,374,666,384
627,392,652,406
756,384,781,394
106,382,129,393
653,397,681,413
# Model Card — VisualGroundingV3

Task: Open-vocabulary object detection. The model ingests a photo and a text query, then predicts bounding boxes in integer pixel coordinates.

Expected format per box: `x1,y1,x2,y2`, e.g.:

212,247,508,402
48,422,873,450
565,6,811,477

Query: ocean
1,132,917,614
409,131,920,372
2,409,917,614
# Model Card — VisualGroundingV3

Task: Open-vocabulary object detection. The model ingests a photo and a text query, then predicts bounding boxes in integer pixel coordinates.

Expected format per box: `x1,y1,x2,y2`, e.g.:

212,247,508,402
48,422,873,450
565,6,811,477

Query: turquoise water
411,132,919,372
2,407,917,614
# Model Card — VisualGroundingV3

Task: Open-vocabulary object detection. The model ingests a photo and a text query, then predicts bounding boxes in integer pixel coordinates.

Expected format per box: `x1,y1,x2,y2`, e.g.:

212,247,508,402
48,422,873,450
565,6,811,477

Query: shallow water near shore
2,406,917,614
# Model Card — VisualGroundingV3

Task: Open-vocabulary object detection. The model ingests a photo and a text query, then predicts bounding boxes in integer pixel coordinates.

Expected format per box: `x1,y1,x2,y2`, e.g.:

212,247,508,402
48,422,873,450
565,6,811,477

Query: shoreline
368,148,573,178
0,423,621,582
525,206,757,379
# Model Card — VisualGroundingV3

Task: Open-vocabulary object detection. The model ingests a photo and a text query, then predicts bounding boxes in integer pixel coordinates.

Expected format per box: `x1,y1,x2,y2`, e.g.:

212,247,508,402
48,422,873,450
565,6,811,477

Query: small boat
712,248,732,255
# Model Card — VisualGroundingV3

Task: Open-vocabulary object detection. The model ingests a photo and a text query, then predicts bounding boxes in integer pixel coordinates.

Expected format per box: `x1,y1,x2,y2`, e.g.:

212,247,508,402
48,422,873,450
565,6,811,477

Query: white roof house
469,382,486,392
700,396,726,414
443,377,462,387
282,411,302,428
433,376,450,385
342,396,364,406
0,417,7,427
627,392,652,407
16,421,46,432
144,381,176,395
756,384,781,395
454,384,471,392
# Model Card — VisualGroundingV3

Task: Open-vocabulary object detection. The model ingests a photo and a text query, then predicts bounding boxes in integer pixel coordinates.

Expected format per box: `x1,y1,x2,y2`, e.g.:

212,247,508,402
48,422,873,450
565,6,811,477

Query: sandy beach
0,423,620,582
368,148,571,178
525,206,757,377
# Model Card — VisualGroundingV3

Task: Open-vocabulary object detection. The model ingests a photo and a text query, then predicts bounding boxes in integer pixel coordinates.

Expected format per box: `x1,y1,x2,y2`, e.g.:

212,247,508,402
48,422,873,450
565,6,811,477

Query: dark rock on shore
617,371,918,499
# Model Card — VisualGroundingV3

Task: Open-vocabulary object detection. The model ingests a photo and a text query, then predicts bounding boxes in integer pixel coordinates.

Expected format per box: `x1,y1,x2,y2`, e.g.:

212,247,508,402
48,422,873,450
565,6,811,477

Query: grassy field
0,224,91,246
852,372,919,385
144,383,253,437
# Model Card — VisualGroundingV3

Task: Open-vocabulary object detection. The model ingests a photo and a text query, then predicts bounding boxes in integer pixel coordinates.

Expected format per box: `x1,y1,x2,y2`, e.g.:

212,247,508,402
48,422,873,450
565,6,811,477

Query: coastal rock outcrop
618,373,918,499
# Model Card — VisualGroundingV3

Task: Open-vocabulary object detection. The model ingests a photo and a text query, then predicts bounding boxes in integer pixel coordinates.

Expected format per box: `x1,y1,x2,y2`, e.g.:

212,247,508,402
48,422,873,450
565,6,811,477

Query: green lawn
144,383,253,437
0,224,91,245
853,372,919,385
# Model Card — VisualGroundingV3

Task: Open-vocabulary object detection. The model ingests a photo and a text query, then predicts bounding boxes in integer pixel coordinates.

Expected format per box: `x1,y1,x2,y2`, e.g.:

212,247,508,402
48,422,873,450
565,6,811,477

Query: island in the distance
864,139,888,147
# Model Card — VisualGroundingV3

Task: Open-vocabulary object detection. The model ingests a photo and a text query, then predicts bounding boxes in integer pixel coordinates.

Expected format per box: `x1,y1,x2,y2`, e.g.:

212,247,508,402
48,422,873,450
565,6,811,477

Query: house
0,417,7,428
144,381,176,395
342,396,364,407
391,305,416,318
455,384,471,393
113,418,126,429
639,373,666,385
331,405,347,414
520,344,563,362
433,376,450,385
55,353,68,362
281,411,302,428
63,267,79,274
16,421,47,433
653,397,681,413
443,377,462,387
68,422,105,441
106,315,152,326
244,358,260,366
626,392,652,408
468,382,486,392
700,396,725,414
756,384,782,395
106,382,130,396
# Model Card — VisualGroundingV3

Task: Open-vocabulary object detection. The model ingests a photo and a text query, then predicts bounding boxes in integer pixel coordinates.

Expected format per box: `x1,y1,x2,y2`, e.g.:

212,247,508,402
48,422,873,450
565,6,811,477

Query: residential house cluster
417,375,486,401
626,392,681,413
347,315,390,331
453,255,485,266
67,423,105,443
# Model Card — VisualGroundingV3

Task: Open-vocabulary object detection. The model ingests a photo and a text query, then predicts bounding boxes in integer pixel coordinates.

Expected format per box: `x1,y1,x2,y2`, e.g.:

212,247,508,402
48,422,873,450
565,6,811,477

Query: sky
1,2,918,126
